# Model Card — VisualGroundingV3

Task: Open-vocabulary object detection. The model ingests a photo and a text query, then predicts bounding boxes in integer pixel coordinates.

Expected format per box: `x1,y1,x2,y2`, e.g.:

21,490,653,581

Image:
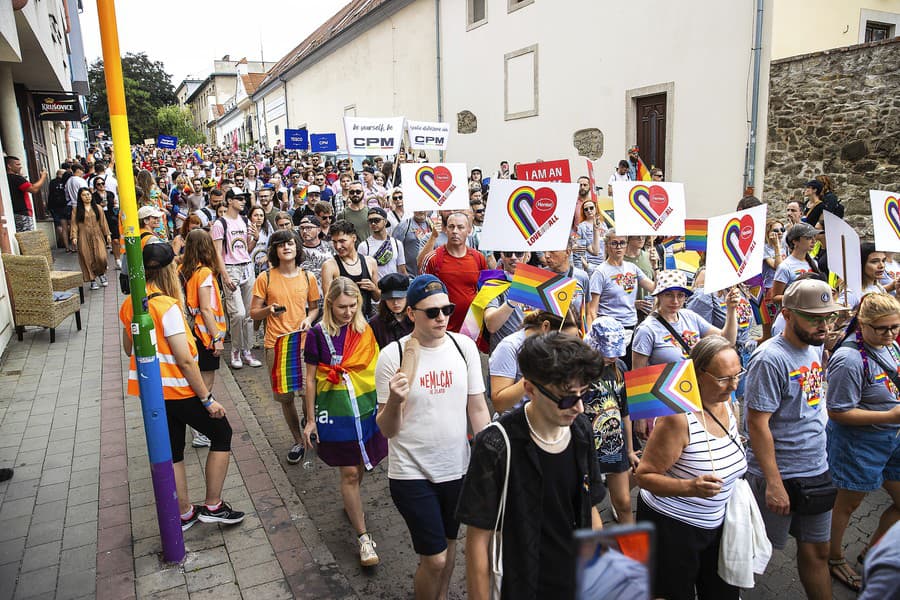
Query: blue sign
157,135,178,149
311,133,337,152
284,128,309,150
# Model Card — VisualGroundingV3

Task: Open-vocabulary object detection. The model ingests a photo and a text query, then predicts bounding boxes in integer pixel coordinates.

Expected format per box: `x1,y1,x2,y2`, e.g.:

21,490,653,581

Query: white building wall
284,0,438,145
440,0,772,218
261,88,287,149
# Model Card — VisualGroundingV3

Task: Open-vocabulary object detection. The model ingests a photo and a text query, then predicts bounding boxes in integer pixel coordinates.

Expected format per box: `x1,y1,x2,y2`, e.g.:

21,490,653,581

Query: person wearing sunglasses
376,275,491,599
358,207,408,278
483,250,530,352
762,218,787,338
387,187,405,231
336,181,371,242
745,279,845,600
824,293,900,592
636,335,748,599
458,332,606,600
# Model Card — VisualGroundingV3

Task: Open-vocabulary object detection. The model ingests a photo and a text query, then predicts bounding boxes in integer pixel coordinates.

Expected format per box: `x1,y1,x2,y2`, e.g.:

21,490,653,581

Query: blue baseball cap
406,275,447,308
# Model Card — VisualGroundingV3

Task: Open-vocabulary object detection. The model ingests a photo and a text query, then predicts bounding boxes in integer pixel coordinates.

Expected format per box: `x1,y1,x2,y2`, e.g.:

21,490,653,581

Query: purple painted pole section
150,461,184,561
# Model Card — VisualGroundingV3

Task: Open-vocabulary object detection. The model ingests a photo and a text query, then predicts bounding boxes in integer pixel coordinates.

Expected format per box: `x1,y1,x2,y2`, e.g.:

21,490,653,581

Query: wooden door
635,93,666,173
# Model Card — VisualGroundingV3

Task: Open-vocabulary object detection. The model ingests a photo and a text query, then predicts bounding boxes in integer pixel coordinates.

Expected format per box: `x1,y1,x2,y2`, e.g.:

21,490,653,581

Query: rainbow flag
192,149,203,164
684,219,708,252
271,331,304,394
749,297,773,326
460,270,510,352
296,185,308,204
508,263,577,318
636,157,652,182
624,360,703,420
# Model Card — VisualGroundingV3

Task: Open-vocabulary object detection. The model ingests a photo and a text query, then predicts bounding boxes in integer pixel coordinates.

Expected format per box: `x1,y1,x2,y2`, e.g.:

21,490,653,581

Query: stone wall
764,37,900,237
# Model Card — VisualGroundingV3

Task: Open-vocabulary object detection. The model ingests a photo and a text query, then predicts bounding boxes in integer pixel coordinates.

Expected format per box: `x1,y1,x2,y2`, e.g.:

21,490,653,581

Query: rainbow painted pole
96,0,185,562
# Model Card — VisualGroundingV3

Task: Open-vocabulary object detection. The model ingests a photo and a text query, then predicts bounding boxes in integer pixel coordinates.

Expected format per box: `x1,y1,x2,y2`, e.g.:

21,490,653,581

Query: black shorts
389,477,464,556
194,332,221,372
165,397,232,463
50,206,71,225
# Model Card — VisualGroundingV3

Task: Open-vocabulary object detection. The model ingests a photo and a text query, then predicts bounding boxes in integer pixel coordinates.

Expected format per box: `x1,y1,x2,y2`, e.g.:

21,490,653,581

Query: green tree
87,52,177,144
156,105,203,145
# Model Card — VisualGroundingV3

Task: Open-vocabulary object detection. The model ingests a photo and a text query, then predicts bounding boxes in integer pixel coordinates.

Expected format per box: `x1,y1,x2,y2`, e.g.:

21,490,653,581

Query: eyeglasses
411,304,456,319
367,218,384,224
299,225,318,230
474,209,485,214
319,215,333,221
703,368,746,385
771,228,785,233
392,195,403,200
864,322,900,335
532,381,588,410
792,310,840,325
608,240,627,248
348,190,363,195
501,252,525,258
583,206,596,211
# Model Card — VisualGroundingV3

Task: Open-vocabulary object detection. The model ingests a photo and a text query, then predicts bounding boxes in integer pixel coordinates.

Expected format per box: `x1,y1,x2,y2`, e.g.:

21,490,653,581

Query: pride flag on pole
636,157,652,182
271,331,304,394
192,148,203,164
460,270,510,352
507,263,577,318
624,360,703,420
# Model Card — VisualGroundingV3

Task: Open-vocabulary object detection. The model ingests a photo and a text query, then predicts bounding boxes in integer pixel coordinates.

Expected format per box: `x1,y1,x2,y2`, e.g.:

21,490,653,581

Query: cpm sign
407,120,449,151
344,116,405,156
515,159,571,183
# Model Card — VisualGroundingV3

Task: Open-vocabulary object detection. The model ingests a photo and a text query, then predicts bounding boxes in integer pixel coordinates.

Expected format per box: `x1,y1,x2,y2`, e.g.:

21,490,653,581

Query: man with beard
297,215,333,285
337,181,370,243
358,207,407,278
745,279,843,600
422,212,487,333
197,188,225,229
332,172,353,214
392,210,432,277
321,220,380,319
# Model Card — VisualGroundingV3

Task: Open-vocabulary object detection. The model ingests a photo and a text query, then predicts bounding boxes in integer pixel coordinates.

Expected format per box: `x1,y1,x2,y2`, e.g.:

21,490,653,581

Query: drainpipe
743,0,764,194
435,0,443,161
280,75,289,129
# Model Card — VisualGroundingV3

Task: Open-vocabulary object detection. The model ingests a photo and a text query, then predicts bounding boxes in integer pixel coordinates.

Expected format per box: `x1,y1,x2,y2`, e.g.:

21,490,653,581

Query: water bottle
302,434,317,470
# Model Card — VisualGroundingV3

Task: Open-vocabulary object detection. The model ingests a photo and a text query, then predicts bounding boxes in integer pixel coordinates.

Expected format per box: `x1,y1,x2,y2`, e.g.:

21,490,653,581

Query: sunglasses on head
411,303,455,319
532,381,588,410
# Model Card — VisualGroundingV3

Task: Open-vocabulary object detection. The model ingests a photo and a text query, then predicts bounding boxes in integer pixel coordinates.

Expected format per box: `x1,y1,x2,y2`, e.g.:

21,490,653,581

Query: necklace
342,255,360,267
524,403,567,445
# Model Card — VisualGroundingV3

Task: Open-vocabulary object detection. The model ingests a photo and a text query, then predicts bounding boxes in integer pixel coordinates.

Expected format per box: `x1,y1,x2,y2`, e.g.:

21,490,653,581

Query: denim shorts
826,421,900,492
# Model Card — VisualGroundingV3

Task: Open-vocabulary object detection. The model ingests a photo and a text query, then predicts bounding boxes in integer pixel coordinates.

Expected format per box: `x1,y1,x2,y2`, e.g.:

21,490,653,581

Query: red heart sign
532,187,558,227
432,166,453,193
738,215,755,255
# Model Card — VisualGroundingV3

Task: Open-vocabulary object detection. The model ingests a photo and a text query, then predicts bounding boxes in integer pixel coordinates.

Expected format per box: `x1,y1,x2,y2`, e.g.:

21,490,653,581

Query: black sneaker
287,443,305,465
0,468,12,482
181,505,201,531
198,501,245,525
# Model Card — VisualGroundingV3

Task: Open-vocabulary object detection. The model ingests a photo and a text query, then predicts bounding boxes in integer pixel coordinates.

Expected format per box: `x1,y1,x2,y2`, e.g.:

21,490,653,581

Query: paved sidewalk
0,248,892,599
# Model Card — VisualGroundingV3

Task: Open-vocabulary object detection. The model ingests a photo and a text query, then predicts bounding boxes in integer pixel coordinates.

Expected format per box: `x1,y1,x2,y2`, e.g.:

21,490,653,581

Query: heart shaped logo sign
885,196,900,239
722,215,756,273
416,165,455,205
508,186,558,240
628,185,671,229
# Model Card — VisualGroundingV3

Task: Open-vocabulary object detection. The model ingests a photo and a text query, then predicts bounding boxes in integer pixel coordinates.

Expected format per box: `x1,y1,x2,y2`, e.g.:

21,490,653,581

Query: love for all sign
514,159,571,183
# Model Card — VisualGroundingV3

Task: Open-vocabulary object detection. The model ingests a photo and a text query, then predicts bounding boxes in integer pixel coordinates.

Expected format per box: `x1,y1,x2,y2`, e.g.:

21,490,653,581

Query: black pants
165,398,232,462
636,496,739,600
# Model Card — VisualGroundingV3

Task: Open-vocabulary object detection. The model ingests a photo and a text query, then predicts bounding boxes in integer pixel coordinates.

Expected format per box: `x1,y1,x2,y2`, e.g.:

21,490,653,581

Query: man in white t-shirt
607,160,631,197
358,207,407,278
375,275,491,600
210,187,261,370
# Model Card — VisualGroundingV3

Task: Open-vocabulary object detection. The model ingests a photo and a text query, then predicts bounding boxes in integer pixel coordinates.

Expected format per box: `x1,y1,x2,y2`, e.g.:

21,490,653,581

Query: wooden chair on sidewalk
15,230,85,303
2,254,82,343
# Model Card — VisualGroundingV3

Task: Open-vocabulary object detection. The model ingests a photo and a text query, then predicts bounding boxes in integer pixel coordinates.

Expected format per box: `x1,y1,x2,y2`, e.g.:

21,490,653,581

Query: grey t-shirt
392,217,431,276
589,262,646,327
686,292,755,349
486,291,525,352
745,335,828,478
773,255,814,286
489,329,526,383
860,521,900,598
632,310,713,365
826,340,900,431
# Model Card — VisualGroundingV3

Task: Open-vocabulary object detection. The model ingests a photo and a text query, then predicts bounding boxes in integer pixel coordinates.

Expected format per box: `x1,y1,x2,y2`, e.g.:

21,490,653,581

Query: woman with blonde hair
303,277,387,567
825,292,900,591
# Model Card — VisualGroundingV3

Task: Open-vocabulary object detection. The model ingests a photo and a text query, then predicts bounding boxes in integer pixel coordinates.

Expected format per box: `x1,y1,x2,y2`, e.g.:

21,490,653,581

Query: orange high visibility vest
182,266,227,347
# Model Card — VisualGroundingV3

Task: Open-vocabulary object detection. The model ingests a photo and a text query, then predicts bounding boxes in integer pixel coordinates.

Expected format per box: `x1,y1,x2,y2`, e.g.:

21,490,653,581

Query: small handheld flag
507,263,577,318
684,219,708,253
271,331,304,394
636,157,652,182
625,360,702,420
192,149,203,164
460,270,510,351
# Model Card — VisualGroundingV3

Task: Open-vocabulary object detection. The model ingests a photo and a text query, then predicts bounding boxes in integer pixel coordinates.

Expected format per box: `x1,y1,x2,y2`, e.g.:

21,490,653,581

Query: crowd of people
7,141,899,599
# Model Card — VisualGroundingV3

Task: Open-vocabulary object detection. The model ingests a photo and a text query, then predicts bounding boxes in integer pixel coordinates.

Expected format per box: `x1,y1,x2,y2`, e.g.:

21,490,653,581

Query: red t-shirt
422,246,487,332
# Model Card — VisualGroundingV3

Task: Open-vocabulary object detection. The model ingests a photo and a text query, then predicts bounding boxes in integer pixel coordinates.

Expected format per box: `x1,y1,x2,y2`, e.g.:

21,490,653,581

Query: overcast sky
78,0,351,85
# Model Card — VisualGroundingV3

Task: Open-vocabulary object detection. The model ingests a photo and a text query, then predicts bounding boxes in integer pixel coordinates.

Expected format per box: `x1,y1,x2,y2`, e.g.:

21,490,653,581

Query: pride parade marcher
120,243,245,531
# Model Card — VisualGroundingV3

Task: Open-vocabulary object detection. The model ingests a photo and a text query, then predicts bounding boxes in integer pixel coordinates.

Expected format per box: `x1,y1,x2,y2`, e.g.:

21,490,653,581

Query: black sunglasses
411,304,455,319
367,218,383,224
501,251,525,258
532,380,588,410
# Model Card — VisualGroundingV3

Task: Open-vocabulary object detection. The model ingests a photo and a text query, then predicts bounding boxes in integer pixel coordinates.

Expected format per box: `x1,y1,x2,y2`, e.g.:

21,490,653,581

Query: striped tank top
640,409,747,529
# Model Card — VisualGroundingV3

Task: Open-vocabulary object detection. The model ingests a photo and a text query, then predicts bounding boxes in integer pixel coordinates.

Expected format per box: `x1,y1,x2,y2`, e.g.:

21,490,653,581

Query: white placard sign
406,121,449,151
703,204,768,294
399,163,469,211
343,116,405,156
824,211,862,301
869,189,900,252
479,179,579,251
612,181,686,236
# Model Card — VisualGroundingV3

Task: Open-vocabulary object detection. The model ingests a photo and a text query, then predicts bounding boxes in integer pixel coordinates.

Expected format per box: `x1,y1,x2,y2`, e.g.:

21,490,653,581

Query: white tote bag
488,421,511,600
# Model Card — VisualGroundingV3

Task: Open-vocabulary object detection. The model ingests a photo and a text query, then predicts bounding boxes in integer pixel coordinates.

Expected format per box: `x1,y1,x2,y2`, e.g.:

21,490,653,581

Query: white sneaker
358,533,379,567
191,433,211,448
241,351,262,368
230,350,243,369
89,281,100,290
99,275,108,287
